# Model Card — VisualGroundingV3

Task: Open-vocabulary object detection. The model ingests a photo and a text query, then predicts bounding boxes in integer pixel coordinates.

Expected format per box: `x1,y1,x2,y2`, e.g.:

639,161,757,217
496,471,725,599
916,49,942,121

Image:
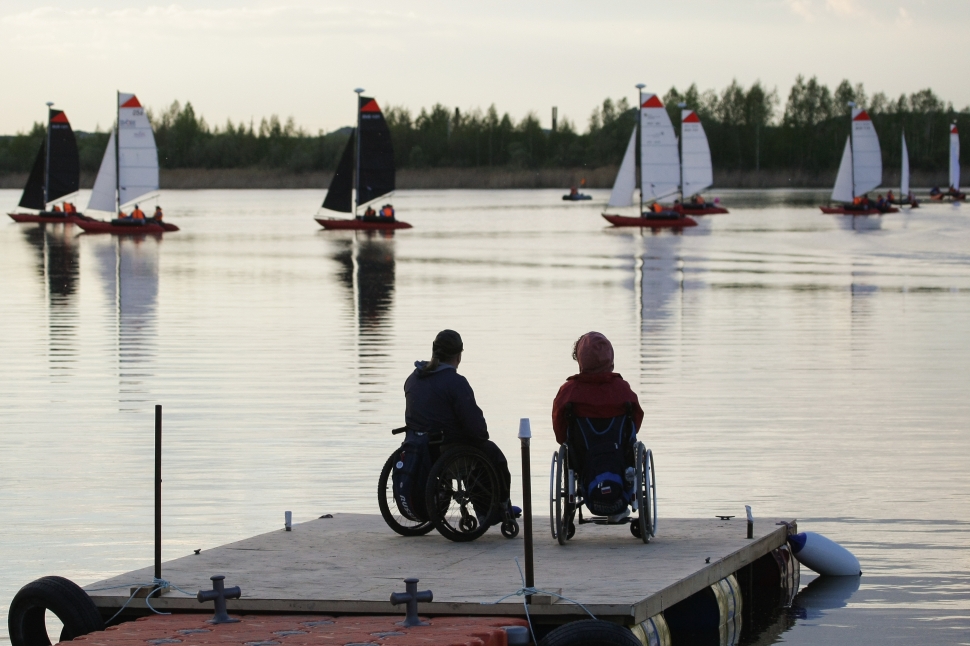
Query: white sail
87,129,117,213
950,124,960,191
900,133,910,197
680,109,713,197
608,127,637,207
640,93,680,202
851,108,881,196
117,93,159,207
831,136,854,204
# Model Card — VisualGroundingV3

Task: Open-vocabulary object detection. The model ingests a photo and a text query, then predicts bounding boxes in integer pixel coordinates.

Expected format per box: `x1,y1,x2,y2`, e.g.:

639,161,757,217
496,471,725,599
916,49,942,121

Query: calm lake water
1,188,969,645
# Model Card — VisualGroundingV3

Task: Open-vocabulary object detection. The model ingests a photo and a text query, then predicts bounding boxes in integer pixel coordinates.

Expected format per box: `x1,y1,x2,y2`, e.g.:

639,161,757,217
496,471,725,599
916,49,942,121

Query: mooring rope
481,558,596,645
86,578,197,625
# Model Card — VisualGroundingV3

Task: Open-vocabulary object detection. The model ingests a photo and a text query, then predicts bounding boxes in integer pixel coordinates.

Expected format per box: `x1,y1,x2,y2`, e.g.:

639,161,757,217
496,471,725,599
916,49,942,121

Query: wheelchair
549,406,657,545
378,427,520,542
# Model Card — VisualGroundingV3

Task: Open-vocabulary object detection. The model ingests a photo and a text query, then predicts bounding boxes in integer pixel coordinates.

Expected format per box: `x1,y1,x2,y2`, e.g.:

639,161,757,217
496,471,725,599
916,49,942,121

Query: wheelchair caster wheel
566,521,576,539
630,520,641,538
459,515,479,533
501,519,519,539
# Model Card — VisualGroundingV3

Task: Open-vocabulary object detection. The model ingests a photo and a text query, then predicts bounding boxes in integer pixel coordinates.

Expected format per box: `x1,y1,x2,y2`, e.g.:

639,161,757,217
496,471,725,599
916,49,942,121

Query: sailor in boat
672,199,684,214
153,206,164,221
887,190,895,204
64,202,76,214
131,205,146,221
380,204,395,219
569,186,579,197
51,204,62,213
361,205,378,221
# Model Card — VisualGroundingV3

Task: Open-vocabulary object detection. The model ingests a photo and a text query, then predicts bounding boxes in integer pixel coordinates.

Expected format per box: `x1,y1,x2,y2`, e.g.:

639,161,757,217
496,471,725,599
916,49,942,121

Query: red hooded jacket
551,372,644,444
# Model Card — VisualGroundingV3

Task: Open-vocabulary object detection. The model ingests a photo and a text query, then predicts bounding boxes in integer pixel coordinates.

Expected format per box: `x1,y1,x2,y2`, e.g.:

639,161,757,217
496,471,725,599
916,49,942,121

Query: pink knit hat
575,332,614,373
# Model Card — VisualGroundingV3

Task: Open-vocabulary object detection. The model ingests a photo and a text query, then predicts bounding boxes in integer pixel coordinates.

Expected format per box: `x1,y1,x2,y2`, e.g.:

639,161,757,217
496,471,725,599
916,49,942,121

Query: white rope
481,559,596,645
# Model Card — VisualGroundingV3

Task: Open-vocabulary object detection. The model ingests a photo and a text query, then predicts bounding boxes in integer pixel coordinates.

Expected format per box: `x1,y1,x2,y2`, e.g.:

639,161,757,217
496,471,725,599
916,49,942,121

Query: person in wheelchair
552,332,644,523
404,329,515,526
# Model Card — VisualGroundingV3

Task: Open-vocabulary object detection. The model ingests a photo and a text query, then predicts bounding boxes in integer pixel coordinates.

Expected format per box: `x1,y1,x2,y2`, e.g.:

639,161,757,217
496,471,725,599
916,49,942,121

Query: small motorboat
602,213,697,228
315,91,411,231
562,190,592,201
76,218,179,235
315,217,411,230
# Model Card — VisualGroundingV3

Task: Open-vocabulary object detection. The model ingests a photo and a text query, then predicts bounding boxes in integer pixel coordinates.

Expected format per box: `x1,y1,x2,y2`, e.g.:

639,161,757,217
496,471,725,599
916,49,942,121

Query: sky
1,0,967,135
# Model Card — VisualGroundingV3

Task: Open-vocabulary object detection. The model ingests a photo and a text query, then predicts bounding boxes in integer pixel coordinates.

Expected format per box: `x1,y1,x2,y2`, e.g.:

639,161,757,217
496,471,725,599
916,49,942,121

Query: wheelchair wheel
501,519,519,538
378,451,435,536
425,446,501,542
550,445,570,545
635,443,657,543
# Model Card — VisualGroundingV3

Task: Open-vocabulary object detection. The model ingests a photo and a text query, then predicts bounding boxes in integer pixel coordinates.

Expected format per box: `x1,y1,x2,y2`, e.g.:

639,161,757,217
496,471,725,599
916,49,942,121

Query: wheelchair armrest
391,426,408,435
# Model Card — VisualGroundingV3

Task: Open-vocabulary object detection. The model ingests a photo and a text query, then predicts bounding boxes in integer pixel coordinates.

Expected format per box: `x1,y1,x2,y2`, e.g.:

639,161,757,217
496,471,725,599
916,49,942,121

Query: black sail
18,142,46,209
357,96,395,206
46,109,79,202
322,129,355,213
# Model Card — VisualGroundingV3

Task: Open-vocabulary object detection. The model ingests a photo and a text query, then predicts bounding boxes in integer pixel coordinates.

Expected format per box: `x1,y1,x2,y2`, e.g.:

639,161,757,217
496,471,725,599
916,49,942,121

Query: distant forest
0,76,966,177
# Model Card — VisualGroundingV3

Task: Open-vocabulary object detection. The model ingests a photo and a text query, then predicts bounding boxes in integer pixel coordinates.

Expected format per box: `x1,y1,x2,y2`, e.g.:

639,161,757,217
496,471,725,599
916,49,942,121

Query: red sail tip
952,125,959,134
360,99,382,114
683,111,700,123
852,110,871,121
50,111,69,124
642,95,664,109
120,95,142,108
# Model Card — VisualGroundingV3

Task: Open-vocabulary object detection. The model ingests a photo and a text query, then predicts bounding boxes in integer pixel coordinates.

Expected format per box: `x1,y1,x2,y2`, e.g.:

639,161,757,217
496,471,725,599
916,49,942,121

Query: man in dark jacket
404,330,512,514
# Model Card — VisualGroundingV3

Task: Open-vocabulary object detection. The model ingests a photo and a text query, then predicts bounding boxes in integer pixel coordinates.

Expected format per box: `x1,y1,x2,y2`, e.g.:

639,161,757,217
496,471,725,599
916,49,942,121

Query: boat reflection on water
791,575,861,620
21,224,80,375
93,235,160,410
330,230,396,414
634,233,687,381
837,214,883,232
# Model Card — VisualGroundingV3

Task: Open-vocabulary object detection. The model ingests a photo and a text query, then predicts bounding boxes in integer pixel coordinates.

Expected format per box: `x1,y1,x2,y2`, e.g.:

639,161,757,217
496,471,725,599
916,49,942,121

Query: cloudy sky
1,0,966,134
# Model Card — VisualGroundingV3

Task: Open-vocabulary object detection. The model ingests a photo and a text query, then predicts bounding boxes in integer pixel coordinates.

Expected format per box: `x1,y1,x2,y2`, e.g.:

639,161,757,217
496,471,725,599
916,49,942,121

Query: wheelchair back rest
567,413,636,517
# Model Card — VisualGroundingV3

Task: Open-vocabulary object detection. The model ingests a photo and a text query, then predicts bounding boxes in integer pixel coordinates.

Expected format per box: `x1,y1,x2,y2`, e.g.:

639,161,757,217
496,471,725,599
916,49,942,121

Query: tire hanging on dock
8,576,104,646
538,619,641,646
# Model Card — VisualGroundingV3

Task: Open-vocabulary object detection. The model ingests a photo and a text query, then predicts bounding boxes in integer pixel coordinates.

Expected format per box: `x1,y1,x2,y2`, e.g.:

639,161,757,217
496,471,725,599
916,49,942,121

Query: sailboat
602,87,697,228
76,93,178,235
679,109,728,215
316,90,412,230
892,133,919,208
7,104,85,224
820,105,897,215
931,123,964,201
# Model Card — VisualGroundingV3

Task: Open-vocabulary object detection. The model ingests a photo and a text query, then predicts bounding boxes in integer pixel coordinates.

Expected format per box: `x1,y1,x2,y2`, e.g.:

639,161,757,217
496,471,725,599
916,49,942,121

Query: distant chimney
552,107,558,132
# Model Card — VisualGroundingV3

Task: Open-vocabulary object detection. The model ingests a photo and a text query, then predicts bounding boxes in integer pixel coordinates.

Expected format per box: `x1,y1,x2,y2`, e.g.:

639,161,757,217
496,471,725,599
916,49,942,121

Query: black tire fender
8,576,104,646
538,619,641,646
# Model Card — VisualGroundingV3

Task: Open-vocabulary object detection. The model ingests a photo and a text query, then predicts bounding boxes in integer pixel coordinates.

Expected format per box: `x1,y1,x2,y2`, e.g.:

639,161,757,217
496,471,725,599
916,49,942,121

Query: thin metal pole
637,86,644,216
44,103,53,207
518,419,534,597
155,404,162,581
354,88,364,216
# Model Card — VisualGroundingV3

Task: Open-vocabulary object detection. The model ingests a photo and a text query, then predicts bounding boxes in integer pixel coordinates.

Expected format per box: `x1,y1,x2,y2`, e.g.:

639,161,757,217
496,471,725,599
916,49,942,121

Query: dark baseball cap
432,329,464,357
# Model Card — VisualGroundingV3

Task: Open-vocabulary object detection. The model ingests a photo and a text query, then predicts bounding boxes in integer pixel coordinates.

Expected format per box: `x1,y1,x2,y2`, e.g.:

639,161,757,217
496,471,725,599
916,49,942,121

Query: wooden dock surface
86,514,792,624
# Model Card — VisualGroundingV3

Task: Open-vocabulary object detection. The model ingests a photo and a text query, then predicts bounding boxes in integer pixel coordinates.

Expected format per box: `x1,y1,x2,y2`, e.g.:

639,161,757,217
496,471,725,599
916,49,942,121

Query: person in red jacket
551,331,644,445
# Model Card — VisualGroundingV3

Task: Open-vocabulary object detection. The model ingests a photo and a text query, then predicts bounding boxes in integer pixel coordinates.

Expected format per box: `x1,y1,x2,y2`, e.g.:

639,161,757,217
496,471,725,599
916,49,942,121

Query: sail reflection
93,236,160,409
330,231,396,412
21,224,80,372
635,233,686,381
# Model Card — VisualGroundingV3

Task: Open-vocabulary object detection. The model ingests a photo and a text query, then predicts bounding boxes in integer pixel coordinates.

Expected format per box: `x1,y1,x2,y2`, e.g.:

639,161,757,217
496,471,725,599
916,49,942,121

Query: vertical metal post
155,404,162,581
518,419,534,597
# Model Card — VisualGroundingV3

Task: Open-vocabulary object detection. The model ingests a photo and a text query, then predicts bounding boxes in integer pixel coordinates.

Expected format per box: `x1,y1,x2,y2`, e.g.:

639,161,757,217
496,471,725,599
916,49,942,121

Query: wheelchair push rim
550,445,572,545
424,446,502,542
378,450,435,537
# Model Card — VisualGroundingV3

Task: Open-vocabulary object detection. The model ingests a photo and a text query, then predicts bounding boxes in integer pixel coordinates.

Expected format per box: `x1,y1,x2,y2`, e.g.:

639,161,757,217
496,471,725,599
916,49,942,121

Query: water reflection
634,233,686,382
837,215,883,232
330,231,396,414
93,236,160,409
791,575,861,620
21,224,79,373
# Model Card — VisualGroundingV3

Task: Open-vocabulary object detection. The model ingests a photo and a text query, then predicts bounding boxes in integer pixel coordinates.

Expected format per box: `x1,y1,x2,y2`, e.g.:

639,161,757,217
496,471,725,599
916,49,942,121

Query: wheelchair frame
378,427,519,542
549,440,657,545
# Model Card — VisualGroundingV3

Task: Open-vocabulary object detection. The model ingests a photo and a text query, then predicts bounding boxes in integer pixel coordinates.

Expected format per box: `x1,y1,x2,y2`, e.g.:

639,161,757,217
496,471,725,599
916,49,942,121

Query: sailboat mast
848,102,856,199
115,91,121,214
636,83,645,215
354,88,364,216
44,102,53,207
678,102,686,203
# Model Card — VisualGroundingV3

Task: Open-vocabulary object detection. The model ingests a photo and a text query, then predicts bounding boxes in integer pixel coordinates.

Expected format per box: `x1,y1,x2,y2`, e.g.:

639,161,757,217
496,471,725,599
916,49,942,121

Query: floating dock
85,514,797,629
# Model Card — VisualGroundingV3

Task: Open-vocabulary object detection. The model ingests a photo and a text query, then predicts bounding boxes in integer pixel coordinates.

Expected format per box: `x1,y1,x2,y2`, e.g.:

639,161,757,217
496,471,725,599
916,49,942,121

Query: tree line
0,77,966,177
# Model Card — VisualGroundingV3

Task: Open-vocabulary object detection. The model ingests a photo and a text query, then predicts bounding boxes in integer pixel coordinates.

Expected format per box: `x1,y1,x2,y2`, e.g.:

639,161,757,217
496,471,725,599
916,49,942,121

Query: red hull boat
7,212,89,224
75,219,179,234
819,206,898,215
315,217,412,230
681,204,729,215
602,213,697,228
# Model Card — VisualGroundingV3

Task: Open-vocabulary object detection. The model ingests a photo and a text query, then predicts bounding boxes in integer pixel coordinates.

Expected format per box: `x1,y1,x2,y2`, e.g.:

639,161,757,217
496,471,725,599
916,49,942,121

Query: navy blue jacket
404,361,488,444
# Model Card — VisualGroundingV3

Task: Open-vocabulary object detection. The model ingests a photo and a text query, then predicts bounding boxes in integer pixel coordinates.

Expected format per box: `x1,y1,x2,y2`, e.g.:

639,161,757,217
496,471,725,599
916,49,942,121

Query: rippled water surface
1,189,969,645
